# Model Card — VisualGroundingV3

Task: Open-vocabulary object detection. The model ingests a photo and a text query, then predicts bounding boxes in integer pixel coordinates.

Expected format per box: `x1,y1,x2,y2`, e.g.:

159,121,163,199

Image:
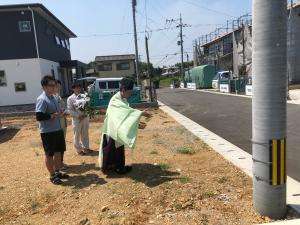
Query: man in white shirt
67,83,90,155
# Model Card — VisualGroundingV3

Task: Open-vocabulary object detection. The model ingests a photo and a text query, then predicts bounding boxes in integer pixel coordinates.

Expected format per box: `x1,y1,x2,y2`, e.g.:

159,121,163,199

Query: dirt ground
0,109,285,225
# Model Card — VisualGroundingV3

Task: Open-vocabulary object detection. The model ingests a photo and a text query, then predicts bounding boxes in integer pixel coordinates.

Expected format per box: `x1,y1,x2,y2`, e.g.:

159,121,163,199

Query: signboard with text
246,85,253,96
220,84,230,93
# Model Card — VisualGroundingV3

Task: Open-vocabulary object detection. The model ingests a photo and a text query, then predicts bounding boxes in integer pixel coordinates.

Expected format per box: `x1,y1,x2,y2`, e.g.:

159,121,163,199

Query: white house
0,3,85,106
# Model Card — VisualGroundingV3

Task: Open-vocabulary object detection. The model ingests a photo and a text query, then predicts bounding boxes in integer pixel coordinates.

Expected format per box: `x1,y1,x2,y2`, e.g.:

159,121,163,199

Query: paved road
158,88,300,182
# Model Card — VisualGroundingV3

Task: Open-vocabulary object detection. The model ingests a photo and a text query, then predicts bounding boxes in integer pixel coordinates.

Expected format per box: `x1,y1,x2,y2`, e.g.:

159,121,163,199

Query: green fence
220,78,247,93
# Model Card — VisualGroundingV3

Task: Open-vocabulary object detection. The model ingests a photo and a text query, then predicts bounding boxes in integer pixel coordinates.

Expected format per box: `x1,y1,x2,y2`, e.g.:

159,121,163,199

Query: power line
148,0,169,23
150,51,193,58
76,27,176,38
76,23,219,38
181,0,235,18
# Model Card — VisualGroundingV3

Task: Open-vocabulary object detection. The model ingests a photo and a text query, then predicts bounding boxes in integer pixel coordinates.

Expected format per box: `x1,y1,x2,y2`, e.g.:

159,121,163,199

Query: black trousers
101,135,125,172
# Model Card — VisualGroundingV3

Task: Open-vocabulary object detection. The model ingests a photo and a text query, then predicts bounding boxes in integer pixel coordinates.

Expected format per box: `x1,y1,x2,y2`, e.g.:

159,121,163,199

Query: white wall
39,58,60,79
0,58,60,106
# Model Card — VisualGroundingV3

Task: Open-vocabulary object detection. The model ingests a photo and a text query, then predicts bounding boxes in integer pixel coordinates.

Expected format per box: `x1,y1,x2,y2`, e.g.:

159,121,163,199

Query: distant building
94,54,136,78
194,3,300,83
194,14,252,77
161,66,180,77
0,4,85,106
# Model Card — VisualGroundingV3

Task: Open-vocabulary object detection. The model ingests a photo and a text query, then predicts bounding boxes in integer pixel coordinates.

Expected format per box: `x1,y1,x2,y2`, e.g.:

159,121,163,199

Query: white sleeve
67,97,80,118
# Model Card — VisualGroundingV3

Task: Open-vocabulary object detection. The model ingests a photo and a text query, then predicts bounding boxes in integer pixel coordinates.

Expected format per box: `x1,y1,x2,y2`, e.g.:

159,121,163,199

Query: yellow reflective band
272,140,278,186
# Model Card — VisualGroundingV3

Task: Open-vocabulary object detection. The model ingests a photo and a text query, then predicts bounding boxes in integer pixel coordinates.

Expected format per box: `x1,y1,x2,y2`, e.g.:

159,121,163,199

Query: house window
55,36,61,45
0,70,7,87
116,62,130,70
14,82,26,92
19,21,31,32
67,40,70,49
61,39,66,48
99,82,106,89
65,39,70,49
97,63,112,71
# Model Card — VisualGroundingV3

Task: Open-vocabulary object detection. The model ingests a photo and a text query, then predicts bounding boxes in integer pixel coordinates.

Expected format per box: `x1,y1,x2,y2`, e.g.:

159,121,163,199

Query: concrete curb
158,100,300,216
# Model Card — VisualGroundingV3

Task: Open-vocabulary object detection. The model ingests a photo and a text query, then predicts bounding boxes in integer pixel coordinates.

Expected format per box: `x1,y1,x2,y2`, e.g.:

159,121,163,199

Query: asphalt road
158,88,300,182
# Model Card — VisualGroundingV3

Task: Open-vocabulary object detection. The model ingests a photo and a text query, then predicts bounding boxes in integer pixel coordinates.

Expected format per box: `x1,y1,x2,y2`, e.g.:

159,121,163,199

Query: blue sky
1,0,252,66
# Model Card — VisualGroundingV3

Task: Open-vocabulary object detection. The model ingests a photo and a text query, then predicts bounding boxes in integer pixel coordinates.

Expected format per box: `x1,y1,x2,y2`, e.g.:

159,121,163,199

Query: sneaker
50,175,63,185
55,171,69,179
83,148,92,153
77,151,86,156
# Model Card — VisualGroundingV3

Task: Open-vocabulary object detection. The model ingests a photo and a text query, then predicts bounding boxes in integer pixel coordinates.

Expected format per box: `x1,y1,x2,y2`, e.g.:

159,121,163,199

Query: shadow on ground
62,173,106,189
107,163,180,188
84,150,99,157
0,127,20,144
67,163,99,175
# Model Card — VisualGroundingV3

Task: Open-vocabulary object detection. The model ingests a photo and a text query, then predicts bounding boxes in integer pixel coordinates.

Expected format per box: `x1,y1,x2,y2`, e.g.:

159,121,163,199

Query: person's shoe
50,175,63,185
83,148,92,153
115,166,132,175
77,151,86,156
55,171,69,179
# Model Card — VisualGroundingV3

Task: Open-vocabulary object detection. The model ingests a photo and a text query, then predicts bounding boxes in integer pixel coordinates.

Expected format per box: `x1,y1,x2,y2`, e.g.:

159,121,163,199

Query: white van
212,71,231,89
88,78,122,94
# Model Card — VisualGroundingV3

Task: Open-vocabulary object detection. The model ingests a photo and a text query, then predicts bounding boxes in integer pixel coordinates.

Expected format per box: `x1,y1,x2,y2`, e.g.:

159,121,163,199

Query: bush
176,146,195,155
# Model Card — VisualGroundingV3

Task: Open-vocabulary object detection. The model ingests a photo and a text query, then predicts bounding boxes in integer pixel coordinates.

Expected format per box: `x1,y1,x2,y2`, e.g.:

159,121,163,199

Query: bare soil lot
0,110,277,225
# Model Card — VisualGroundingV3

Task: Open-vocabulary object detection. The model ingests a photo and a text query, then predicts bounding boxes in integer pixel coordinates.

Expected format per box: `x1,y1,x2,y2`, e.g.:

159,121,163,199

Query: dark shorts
41,130,66,157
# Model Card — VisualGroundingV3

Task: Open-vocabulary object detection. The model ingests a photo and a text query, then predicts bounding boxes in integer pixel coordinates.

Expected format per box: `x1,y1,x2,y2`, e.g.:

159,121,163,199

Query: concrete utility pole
166,14,188,87
145,35,153,102
179,14,185,87
132,0,140,84
252,0,287,219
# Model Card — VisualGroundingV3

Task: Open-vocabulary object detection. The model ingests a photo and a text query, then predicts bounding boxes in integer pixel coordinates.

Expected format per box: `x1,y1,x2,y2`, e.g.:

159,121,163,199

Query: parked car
88,77,140,94
88,77,122,95
212,71,232,89
87,77,142,107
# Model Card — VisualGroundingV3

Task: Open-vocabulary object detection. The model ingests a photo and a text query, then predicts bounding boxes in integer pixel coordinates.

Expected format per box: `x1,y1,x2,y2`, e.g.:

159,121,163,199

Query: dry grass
0,110,275,225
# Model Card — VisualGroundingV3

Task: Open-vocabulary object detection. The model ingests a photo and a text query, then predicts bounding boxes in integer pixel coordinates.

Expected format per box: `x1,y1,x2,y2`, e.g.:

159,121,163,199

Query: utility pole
166,14,188,88
132,0,140,84
145,35,153,102
179,14,185,87
252,0,287,219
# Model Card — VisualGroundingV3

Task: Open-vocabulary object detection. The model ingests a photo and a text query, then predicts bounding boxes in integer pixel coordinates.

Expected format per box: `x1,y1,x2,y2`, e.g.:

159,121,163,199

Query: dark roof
60,60,87,68
0,3,76,38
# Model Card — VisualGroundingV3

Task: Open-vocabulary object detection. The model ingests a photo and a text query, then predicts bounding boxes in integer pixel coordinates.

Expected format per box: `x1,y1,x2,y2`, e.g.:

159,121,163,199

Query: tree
175,61,193,69
138,62,162,79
